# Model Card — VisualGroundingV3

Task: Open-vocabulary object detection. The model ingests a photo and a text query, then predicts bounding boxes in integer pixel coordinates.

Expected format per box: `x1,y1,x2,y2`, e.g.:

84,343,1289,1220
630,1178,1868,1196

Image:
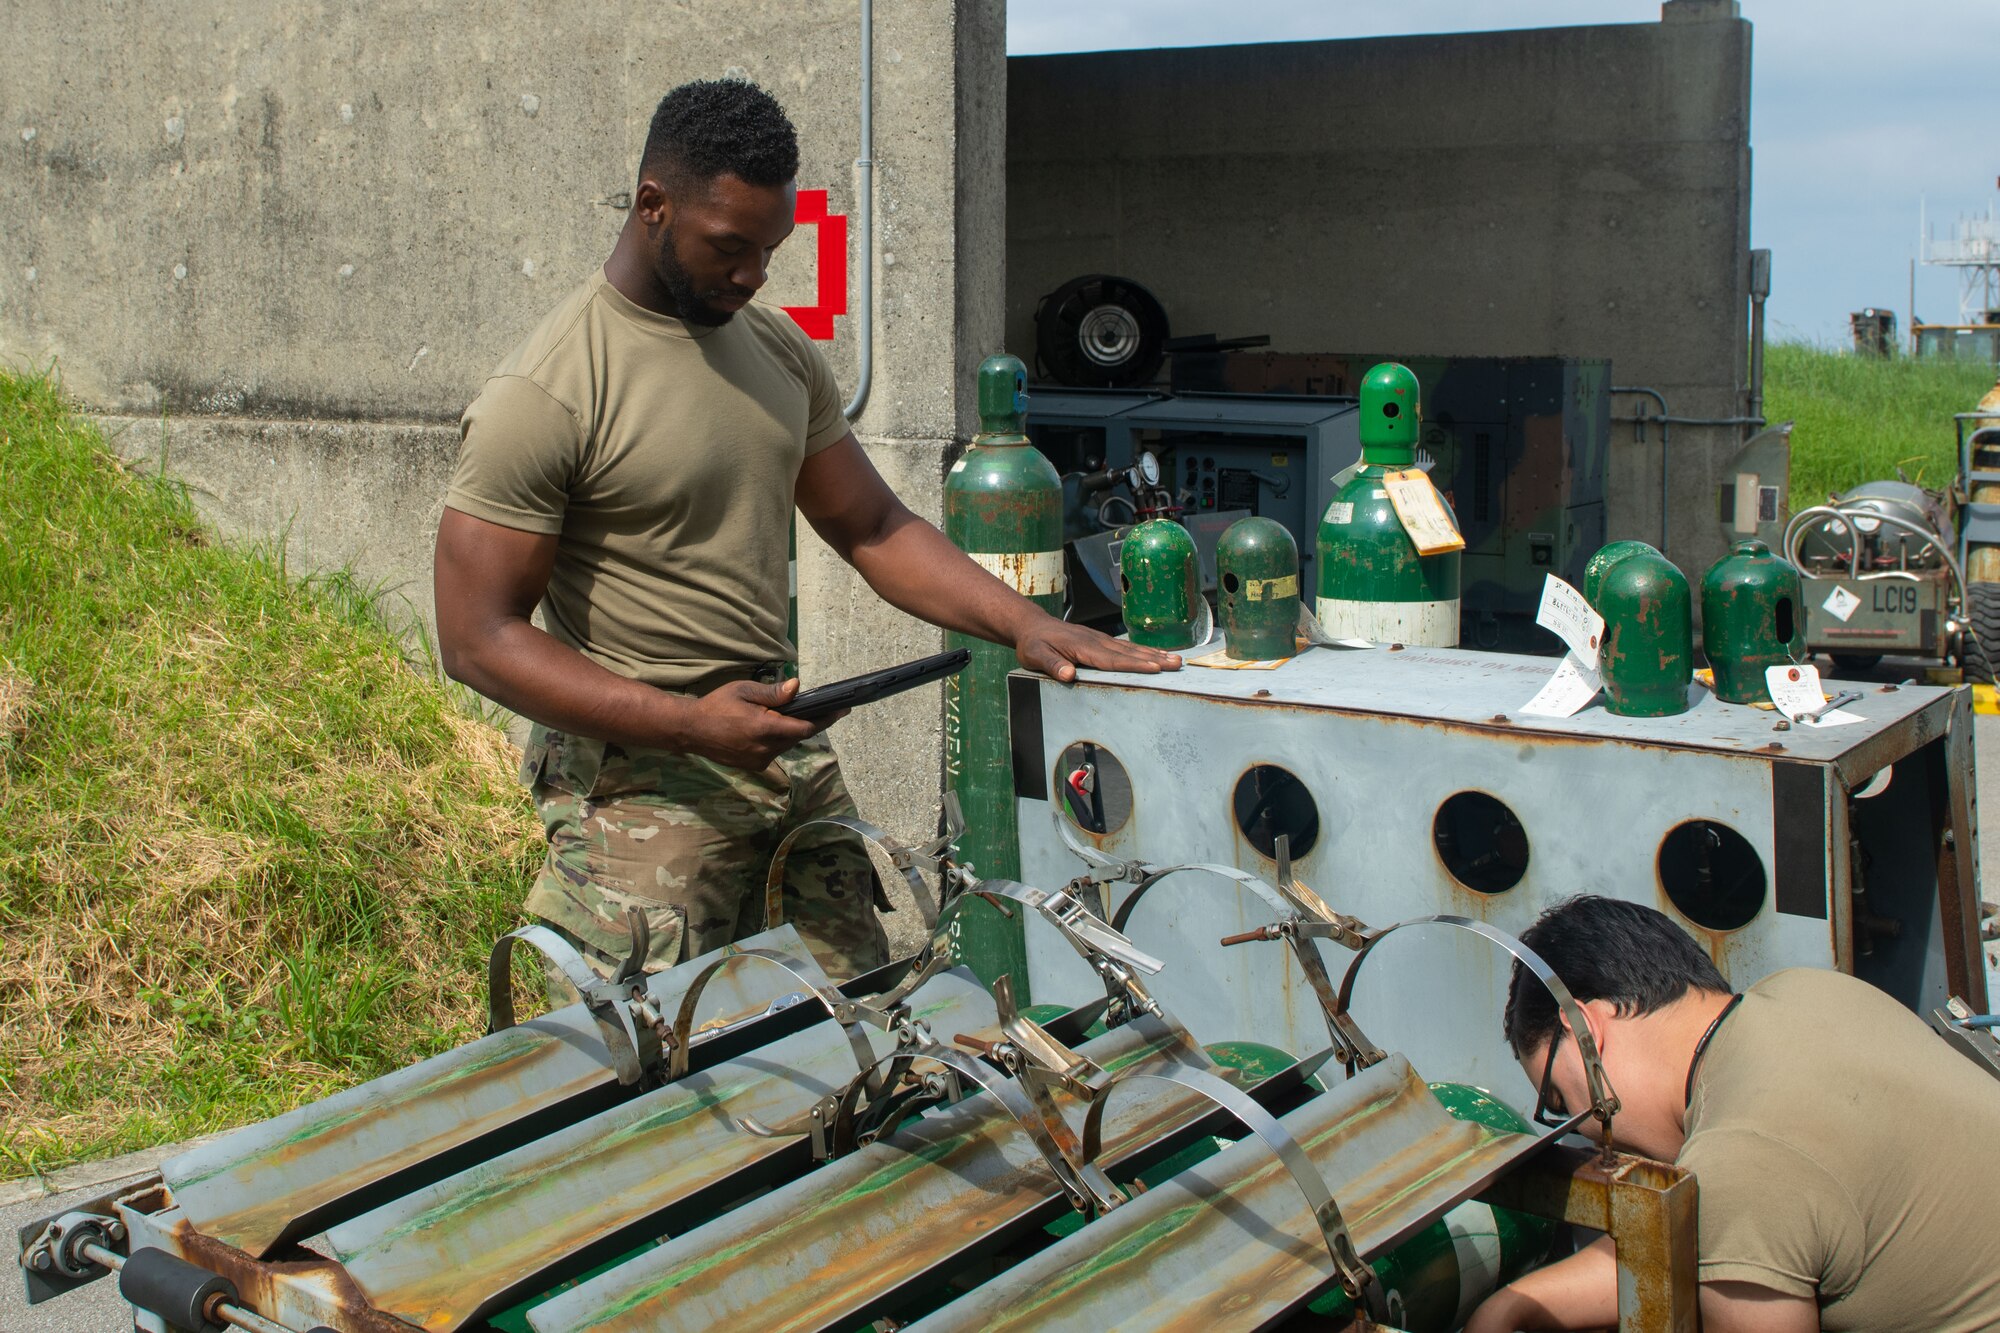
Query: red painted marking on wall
781,189,848,340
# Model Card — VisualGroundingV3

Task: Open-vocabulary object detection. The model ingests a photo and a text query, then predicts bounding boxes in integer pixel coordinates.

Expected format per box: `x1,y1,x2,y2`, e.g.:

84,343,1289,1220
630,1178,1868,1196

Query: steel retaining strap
1079,1052,1389,1320
1333,914,1621,1147
666,946,877,1085
487,924,648,1085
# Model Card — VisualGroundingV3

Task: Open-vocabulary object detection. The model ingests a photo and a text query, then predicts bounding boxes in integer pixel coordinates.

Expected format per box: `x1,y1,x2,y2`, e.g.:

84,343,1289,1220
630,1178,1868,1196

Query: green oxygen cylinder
1316,362,1460,646
1582,539,1659,606
1120,518,1200,650
1217,517,1300,660
1597,546,1694,717
1300,1082,1556,1330
1700,539,1807,704
943,354,1063,993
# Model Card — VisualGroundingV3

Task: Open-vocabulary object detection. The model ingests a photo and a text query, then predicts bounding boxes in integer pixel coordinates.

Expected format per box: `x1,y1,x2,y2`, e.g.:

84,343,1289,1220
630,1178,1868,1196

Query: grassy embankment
0,369,540,1181
1769,340,1997,501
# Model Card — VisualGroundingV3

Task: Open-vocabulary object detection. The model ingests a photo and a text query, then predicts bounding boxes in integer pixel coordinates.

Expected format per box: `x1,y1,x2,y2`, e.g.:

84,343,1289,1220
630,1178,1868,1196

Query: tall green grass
0,369,540,1179
1769,341,1997,500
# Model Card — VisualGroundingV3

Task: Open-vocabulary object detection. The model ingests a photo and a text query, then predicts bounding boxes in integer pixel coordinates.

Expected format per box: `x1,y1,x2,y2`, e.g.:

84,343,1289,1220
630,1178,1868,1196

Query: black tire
1962,581,2000,684
1033,274,1170,389
1829,653,1882,675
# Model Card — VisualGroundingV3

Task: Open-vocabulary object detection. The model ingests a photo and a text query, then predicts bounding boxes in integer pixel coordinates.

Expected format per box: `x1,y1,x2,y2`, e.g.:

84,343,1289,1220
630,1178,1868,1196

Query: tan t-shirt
448,270,848,692
1681,967,2000,1330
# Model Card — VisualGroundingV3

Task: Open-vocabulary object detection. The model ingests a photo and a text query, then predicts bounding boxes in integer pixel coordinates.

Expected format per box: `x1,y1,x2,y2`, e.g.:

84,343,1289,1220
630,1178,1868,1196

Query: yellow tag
1381,469,1465,556
1244,574,1298,602
1270,452,1289,467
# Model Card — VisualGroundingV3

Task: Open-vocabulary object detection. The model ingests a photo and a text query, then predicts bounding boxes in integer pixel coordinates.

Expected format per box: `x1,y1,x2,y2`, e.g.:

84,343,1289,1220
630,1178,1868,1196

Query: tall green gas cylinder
1701,539,1806,704
784,517,799,680
944,355,1063,993
1120,518,1200,649
1316,362,1460,646
1582,539,1658,606
1596,546,1694,717
1217,517,1300,660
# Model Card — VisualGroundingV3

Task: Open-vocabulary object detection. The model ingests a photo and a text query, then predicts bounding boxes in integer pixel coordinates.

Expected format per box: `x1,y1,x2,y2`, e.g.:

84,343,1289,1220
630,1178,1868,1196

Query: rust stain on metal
549,1025,1233,1333
180,1022,615,1256
170,1219,416,1333
915,1056,1546,1332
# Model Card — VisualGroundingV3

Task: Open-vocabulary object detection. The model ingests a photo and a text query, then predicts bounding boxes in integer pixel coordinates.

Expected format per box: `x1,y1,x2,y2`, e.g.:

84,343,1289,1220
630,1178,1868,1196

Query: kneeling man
1467,895,2000,1332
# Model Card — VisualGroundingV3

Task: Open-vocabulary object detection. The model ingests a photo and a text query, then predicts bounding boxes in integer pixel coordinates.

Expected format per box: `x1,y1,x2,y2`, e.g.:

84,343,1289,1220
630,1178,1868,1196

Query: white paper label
949,458,968,473
1764,663,1861,726
1822,585,1860,623
1325,501,1354,525
1534,574,1605,671
1520,652,1602,717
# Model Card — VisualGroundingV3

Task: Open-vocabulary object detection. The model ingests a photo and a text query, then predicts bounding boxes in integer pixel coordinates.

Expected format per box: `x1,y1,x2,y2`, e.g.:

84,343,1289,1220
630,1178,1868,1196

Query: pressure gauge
1135,451,1162,487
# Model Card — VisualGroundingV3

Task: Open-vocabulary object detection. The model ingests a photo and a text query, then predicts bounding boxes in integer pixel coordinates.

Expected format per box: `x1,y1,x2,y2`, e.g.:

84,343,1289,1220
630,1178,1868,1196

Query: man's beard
656,238,740,328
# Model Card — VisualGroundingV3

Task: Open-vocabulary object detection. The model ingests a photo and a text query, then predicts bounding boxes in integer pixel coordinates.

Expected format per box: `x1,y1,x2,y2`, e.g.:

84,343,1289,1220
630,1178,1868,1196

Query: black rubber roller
118,1246,236,1333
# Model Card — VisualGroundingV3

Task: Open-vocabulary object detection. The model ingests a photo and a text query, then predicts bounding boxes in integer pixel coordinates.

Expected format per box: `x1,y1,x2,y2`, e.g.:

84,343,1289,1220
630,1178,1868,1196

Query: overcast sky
1006,0,1999,348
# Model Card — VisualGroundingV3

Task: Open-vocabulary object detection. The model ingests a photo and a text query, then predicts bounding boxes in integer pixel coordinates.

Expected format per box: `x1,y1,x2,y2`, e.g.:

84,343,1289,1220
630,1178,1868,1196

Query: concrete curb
0,1134,223,1210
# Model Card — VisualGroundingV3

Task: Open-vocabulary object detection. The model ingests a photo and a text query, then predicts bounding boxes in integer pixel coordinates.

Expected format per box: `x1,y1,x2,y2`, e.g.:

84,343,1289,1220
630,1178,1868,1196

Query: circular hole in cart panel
1056,741,1132,836
1657,820,1767,932
1433,791,1530,895
1232,765,1320,860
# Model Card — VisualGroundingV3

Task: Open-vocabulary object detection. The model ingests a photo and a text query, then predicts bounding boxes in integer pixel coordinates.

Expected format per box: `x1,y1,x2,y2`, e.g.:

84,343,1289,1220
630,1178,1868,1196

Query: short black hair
640,79,799,196
1503,896,1732,1058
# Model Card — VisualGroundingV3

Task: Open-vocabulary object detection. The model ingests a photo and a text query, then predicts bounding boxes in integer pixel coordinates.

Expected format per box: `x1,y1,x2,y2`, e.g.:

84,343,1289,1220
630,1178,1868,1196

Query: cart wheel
1961,581,2000,685
1829,654,1882,675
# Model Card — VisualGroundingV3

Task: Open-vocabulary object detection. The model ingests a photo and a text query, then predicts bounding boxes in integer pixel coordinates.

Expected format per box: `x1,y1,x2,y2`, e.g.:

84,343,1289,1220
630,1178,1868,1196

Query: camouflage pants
520,724,892,983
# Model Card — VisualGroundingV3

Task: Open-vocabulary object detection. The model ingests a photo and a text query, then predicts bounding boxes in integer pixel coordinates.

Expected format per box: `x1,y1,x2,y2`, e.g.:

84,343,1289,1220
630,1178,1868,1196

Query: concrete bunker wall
1006,0,1754,576
2,1,1008,871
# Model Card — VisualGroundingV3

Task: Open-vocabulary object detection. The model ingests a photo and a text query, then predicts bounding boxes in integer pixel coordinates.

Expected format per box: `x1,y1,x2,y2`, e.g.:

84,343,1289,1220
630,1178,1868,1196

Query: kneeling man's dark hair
1504,895,1732,1058
641,79,800,196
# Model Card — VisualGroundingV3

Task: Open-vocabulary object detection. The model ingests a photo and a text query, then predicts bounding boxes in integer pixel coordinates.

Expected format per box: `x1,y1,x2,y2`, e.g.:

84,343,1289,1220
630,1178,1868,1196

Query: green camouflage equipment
520,724,891,983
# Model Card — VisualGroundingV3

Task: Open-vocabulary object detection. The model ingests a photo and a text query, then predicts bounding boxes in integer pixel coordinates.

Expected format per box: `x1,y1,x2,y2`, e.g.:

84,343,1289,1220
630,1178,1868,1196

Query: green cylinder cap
976,353,1029,438
1701,538,1806,704
1359,362,1422,464
1597,548,1694,717
1120,518,1199,650
1217,517,1300,660
1582,539,1660,609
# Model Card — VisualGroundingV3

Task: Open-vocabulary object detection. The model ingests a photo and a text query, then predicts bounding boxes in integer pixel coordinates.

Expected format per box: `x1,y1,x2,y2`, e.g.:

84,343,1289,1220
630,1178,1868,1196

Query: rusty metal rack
18,822,1706,1333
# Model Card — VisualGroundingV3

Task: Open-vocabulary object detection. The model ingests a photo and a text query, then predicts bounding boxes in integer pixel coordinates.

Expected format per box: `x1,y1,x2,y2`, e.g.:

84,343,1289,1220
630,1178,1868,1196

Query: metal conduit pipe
1612,386,1672,554
841,0,875,421
1613,384,1771,558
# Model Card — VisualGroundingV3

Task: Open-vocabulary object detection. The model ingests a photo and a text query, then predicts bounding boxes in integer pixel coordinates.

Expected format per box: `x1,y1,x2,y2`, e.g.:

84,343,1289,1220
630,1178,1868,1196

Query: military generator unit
1786,409,2000,679
17,358,1995,1333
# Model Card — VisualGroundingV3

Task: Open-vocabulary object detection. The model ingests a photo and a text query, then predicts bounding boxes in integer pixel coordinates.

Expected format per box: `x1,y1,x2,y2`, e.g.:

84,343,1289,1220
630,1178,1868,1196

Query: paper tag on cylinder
1535,574,1605,670
1520,653,1602,717
1381,469,1466,555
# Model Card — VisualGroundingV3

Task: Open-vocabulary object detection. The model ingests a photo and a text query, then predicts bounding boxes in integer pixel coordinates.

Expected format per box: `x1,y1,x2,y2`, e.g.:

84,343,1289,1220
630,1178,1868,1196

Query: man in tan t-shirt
1464,895,2000,1332
435,80,1177,982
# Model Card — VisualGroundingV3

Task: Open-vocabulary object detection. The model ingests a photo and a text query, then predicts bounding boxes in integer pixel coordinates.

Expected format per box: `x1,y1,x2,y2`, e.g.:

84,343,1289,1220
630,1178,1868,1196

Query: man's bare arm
432,507,826,768
795,434,1182,681
1699,1280,1818,1333
1464,1237,1618,1332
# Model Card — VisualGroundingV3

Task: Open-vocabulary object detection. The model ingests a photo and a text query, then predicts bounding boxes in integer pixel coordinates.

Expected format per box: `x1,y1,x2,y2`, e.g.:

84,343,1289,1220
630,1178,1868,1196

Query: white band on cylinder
970,549,1066,597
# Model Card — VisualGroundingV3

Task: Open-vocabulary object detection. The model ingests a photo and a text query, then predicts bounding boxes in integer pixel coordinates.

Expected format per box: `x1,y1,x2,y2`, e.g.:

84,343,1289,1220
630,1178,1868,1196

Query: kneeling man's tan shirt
1682,968,2000,1330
